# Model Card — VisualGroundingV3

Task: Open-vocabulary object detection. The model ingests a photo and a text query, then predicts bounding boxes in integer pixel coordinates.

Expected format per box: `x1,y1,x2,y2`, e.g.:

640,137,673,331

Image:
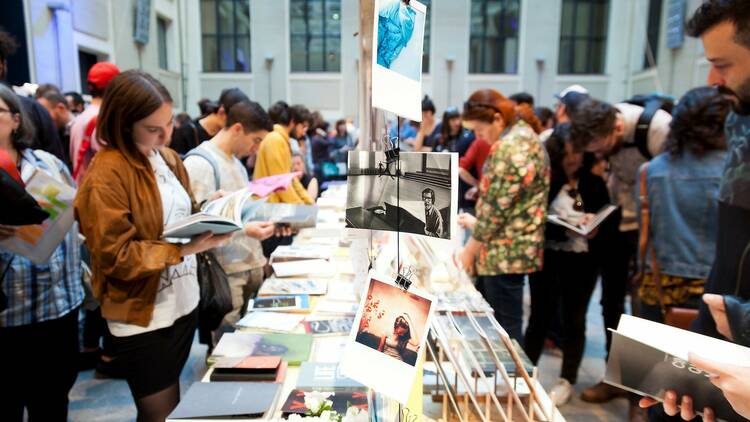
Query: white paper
257,278,328,296
271,259,335,278
372,0,427,121
340,271,435,404
211,332,260,358
237,312,305,332
315,299,360,316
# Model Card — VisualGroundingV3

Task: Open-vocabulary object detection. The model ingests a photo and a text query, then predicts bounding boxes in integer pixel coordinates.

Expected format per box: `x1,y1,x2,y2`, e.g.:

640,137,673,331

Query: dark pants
597,229,639,355
524,250,598,384
1,307,80,421
476,273,526,342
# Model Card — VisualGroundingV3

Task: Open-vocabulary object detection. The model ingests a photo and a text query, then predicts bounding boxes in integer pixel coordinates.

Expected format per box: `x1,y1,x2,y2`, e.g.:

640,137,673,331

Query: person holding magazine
184,100,289,340
74,70,229,422
0,83,85,421
523,124,611,406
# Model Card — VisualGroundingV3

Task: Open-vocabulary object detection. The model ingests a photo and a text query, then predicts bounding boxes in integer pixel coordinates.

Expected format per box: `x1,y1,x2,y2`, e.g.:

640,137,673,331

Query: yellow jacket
253,124,313,204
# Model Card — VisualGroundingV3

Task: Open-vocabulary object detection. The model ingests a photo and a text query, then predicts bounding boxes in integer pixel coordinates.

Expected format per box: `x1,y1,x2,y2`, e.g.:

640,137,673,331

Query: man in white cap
538,85,590,142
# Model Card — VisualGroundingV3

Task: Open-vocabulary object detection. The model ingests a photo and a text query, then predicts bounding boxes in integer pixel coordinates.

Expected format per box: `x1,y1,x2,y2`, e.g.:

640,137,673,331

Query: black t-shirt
170,119,212,156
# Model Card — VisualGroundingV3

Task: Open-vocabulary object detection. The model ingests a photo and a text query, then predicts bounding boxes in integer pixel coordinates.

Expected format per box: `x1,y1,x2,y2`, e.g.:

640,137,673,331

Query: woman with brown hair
457,88,550,342
75,70,229,421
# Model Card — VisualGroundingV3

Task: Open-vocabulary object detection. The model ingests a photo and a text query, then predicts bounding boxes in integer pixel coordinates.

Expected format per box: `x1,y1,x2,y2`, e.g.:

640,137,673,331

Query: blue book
296,362,365,391
249,295,310,312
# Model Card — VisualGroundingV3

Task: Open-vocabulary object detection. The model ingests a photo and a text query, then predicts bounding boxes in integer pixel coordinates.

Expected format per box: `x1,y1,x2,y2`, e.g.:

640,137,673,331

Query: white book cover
162,190,266,238
547,204,618,236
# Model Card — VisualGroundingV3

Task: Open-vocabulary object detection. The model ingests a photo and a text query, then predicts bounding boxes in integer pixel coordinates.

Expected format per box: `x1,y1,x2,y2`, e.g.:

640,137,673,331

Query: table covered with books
168,183,566,422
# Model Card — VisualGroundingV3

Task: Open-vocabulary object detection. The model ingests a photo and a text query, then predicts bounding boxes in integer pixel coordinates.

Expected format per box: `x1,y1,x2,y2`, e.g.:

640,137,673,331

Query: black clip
395,267,414,291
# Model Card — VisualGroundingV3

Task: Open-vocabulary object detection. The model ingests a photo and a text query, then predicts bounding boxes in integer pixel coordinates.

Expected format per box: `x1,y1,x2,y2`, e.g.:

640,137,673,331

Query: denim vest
641,149,727,279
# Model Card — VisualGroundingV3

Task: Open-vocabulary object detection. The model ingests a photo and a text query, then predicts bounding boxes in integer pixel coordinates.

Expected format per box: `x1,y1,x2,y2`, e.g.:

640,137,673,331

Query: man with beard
638,1,750,421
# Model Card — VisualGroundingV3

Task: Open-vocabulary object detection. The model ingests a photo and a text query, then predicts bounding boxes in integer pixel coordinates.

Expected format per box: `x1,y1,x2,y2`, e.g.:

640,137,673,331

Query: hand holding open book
547,204,617,237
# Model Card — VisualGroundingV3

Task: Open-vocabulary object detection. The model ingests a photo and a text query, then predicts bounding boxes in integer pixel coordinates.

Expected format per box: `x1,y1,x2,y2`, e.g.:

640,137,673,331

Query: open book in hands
162,190,267,239
547,204,617,236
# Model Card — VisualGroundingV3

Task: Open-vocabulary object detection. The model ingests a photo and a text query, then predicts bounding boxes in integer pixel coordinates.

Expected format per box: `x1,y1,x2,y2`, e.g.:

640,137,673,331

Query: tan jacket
74,147,197,327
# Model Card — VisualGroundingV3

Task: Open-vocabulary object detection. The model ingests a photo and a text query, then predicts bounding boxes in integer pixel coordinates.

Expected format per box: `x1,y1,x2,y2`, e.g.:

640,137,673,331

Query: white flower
304,391,334,416
342,406,369,422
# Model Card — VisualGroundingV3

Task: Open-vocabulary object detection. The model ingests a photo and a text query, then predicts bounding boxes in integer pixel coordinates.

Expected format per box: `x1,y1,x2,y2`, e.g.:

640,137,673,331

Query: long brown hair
462,89,516,128
96,70,173,166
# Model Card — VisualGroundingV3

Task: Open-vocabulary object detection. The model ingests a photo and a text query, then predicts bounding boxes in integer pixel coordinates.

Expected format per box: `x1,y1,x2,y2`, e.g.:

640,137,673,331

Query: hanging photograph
340,272,435,403
345,150,458,241
371,0,427,122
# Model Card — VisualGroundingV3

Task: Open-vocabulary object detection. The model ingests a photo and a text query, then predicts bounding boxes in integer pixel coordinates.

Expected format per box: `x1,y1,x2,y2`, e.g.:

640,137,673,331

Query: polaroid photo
372,0,427,122
340,272,435,404
345,150,458,241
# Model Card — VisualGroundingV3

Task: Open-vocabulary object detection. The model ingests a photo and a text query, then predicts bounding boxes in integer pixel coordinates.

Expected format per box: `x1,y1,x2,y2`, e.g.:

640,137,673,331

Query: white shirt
107,150,199,337
183,140,266,274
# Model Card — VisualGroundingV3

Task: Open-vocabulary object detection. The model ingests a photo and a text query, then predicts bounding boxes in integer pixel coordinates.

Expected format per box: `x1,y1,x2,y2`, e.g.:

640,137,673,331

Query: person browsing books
0,83,85,422
74,70,230,422
457,88,551,343
184,100,290,339
522,124,611,406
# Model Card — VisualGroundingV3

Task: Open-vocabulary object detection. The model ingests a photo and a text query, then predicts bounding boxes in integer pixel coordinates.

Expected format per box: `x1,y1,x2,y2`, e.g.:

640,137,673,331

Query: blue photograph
376,0,425,82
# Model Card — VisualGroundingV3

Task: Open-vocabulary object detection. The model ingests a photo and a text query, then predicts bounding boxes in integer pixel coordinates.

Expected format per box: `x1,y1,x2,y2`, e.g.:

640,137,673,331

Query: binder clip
395,266,414,291
377,136,400,179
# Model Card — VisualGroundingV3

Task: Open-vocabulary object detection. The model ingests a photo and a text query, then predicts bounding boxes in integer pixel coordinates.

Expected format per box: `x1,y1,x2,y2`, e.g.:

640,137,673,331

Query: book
210,332,314,366
0,167,75,265
167,382,281,420
247,295,311,313
247,203,318,229
271,259,335,278
605,315,750,422
303,318,354,336
248,171,303,198
547,204,618,236
447,315,535,376
311,337,348,363
236,311,305,332
269,244,333,263
314,299,359,316
281,389,368,417
162,189,267,238
296,362,365,390
210,356,287,382
257,277,328,296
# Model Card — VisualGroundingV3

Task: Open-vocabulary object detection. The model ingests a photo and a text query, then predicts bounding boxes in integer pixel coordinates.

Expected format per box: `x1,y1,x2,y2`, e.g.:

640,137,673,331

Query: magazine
162,190,266,238
248,171,303,198
547,204,617,236
257,278,328,296
0,167,75,265
247,203,318,229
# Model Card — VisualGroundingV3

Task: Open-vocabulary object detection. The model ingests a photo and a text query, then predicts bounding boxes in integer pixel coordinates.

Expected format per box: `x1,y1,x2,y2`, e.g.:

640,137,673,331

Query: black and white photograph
345,150,458,241
340,272,435,404
371,0,427,121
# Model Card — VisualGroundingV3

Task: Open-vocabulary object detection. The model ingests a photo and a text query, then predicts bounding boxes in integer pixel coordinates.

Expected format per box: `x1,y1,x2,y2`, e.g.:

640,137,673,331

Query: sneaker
580,381,628,403
549,378,574,406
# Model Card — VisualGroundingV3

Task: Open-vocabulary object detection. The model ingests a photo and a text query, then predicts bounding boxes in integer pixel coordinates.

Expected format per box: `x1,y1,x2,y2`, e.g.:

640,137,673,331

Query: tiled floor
67,281,630,422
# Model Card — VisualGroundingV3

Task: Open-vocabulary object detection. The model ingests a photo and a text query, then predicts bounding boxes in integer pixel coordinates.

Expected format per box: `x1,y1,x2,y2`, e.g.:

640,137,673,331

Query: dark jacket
545,168,611,244
19,95,65,161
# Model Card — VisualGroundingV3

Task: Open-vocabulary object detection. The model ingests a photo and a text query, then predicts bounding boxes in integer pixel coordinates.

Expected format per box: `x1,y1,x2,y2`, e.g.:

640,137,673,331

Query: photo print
372,0,427,122
345,150,458,241
340,272,435,403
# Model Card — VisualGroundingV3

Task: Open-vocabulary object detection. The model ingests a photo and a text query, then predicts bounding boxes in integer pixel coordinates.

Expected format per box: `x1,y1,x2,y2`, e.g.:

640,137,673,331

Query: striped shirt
0,149,84,327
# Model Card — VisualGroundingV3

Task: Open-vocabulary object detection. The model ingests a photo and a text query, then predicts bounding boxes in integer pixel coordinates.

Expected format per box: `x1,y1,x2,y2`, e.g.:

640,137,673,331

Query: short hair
535,106,556,127
0,30,18,63
422,188,435,200
64,91,85,108
226,100,274,133
39,90,68,109
290,104,312,126
509,92,535,107
0,83,34,151
34,83,61,99
462,89,517,127
268,101,292,125
569,99,618,148
422,95,436,114
686,0,750,50
217,88,249,114
665,86,729,157
97,70,173,165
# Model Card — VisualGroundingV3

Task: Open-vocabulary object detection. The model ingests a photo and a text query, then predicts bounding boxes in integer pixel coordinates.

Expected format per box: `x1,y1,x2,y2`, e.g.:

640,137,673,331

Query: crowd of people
0,1,749,422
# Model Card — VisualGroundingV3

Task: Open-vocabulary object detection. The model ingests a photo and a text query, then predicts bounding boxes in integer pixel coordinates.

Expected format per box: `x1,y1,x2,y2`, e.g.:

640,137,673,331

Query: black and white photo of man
422,188,443,237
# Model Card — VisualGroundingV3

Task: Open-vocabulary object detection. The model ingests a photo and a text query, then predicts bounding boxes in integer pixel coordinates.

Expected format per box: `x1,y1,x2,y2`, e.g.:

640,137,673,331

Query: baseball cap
554,84,589,99
87,62,121,90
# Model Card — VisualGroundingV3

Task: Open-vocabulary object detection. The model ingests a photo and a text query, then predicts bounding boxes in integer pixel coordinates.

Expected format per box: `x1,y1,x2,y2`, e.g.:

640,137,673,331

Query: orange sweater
253,124,313,204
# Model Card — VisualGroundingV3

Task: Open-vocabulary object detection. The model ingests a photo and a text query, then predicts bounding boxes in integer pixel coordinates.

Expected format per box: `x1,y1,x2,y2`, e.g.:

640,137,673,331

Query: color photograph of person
376,0,426,82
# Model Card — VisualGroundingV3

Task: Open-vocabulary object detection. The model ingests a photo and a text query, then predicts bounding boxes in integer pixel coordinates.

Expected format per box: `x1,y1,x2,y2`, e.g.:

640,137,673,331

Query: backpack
184,147,221,190
623,93,675,159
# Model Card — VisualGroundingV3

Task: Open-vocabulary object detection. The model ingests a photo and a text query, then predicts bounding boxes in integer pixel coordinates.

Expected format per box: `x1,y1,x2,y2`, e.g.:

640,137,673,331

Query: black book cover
280,389,368,417
606,330,741,422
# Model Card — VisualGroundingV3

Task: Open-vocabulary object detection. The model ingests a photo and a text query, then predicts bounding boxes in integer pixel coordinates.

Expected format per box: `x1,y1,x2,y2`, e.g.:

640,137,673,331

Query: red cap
87,62,121,90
